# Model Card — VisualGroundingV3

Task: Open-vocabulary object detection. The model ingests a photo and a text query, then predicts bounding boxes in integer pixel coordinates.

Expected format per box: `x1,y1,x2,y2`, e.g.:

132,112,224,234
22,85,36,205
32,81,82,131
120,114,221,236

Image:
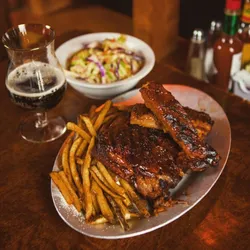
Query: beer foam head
6,61,65,97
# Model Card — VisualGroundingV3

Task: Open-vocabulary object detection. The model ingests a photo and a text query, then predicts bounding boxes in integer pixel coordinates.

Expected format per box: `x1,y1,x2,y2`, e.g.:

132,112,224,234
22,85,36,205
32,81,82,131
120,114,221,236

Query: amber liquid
213,34,242,91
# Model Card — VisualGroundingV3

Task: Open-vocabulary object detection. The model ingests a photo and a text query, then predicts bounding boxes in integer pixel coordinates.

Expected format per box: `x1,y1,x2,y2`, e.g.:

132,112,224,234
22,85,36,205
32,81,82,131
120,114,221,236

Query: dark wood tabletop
0,55,250,250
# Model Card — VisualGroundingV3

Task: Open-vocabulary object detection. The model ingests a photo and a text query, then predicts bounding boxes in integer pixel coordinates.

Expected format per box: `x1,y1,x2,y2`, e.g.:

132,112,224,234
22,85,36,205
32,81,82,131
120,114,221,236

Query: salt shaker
186,29,206,81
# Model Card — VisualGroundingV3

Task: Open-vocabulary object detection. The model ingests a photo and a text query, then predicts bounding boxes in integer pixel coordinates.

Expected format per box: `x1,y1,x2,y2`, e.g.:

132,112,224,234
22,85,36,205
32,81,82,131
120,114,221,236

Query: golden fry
69,137,84,194
82,137,95,221
92,180,115,224
91,192,100,214
128,213,140,219
97,162,125,196
90,216,108,225
82,164,92,221
122,193,132,207
114,197,131,220
94,100,112,131
61,132,75,189
67,122,91,142
76,140,88,157
91,166,109,187
80,115,97,137
59,171,82,212
82,137,95,174
58,131,74,158
90,170,123,200
89,105,97,119
50,172,73,205
90,114,98,126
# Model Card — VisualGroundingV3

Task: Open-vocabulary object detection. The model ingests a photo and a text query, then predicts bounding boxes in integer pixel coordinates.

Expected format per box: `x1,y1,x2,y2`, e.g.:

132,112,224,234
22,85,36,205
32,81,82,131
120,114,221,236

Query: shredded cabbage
68,35,144,84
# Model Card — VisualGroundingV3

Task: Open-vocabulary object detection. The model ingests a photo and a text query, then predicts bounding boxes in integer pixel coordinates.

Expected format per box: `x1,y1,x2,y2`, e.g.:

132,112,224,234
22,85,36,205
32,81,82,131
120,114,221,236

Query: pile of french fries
50,100,150,231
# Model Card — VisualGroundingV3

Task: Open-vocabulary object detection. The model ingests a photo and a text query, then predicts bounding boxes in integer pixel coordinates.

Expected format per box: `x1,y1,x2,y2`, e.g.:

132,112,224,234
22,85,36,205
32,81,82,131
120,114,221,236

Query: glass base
20,113,66,143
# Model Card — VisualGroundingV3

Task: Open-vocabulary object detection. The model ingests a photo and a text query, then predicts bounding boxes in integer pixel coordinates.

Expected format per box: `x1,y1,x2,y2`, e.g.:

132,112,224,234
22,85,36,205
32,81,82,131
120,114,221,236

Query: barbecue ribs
130,104,214,140
92,82,220,203
140,82,219,166
92,112,183,200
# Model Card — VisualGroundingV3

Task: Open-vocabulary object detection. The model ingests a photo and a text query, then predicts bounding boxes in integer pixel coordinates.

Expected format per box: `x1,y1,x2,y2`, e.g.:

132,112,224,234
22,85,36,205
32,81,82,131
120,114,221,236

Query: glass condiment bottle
205,20,222,82
213,0,243,91
186,29,206,81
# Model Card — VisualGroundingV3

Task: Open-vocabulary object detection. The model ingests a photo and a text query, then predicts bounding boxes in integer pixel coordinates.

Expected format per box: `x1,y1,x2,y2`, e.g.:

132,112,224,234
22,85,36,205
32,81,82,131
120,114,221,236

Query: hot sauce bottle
213,0,243,91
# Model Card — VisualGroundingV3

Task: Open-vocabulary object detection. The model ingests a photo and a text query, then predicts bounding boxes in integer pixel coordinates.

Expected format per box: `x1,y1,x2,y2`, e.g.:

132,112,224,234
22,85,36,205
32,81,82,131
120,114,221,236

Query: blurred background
5,0,225,38
1,0,226,64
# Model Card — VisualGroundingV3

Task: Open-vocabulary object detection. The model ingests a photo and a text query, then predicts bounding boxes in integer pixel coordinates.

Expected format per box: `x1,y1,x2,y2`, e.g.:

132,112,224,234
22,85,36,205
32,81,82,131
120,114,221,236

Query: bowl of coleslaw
56,33,155,99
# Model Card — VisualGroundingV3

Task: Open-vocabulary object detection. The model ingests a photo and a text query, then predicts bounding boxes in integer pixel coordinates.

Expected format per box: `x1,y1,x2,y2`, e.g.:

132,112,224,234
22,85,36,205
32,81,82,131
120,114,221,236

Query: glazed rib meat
140,82,219,166
92,82,220,202
130,104,214,140
92,112,183,200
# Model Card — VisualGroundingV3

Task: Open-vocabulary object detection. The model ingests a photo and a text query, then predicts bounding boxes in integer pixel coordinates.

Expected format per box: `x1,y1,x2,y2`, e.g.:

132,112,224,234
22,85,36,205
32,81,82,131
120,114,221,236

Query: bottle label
204,48,218,76
242,3,250,23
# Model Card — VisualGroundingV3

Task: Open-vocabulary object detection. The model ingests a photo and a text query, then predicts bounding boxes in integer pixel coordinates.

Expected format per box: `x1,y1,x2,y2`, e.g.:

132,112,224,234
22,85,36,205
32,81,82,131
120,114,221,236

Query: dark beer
6,62,66,110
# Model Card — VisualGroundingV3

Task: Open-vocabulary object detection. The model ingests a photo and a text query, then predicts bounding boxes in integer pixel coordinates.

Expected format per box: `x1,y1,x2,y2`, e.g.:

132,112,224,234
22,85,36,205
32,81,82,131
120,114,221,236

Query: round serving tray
51,84,231,239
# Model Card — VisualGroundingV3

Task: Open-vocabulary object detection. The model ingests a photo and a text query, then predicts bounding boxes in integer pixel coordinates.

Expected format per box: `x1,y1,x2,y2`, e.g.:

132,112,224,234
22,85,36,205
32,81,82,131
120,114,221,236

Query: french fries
82,137,95,221
94,100,112,131
67,122,91,142
80,115,97,137
61,132,75,189
58,171,82,212
88,105,97,119
97,161,125,196
50,100,153,231
119,178,150,218
76,140,88,157
50,172,73,205
92,180,115,224
90,170,123,200
69,137,84,194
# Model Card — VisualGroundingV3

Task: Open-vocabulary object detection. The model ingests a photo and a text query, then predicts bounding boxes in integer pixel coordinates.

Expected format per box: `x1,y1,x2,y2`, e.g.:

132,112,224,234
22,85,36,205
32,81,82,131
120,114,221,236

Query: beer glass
2,24,67,143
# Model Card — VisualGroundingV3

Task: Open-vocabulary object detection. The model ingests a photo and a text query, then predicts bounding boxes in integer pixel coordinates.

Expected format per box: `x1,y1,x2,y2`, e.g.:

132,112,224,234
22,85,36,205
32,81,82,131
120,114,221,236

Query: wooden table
1,54,250,249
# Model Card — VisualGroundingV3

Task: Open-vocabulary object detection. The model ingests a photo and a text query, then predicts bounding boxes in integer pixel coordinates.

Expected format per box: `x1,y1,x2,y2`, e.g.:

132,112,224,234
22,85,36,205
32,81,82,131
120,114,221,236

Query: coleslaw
67,35,144,84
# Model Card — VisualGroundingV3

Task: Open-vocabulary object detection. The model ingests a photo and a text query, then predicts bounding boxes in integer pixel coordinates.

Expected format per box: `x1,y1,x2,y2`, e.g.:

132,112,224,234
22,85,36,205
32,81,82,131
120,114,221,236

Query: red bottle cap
226,0,241,10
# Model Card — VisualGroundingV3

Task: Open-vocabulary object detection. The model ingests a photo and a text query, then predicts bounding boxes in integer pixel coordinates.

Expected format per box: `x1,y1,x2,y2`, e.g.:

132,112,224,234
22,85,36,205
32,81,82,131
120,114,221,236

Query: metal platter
51,84,231,239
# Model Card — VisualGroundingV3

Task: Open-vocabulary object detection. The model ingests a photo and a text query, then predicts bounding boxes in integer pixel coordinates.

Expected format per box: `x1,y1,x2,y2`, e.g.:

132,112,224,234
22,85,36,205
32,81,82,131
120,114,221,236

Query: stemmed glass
2,24,67,143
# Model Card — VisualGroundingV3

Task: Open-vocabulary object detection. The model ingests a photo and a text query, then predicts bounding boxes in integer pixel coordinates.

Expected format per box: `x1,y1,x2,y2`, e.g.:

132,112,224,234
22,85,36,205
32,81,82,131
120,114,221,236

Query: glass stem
35,112,49,129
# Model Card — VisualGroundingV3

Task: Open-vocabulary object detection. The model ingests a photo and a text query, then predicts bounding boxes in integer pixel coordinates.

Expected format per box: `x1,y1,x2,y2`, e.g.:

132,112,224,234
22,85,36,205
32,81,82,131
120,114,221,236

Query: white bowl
55,32,155,99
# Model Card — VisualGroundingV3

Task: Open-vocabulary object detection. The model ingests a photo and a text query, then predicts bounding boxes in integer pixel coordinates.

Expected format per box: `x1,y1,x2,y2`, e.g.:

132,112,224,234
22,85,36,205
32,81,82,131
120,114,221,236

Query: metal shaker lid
210,20,222,31
192,29,205,42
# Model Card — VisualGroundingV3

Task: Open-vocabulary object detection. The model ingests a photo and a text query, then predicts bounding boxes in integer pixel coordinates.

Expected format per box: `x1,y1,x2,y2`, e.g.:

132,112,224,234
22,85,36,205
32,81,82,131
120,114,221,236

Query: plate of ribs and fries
50,82,231,238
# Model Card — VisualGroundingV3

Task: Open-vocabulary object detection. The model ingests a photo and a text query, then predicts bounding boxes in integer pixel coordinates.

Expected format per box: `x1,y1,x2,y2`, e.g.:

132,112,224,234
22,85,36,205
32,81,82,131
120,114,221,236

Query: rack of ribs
130,104,214,140
92,112,184,200
92,82,220,204
140,82,219,166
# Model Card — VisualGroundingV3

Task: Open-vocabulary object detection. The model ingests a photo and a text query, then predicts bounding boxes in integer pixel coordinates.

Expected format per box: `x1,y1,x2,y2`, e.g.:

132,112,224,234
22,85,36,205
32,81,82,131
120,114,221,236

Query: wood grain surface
0,53,250,249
